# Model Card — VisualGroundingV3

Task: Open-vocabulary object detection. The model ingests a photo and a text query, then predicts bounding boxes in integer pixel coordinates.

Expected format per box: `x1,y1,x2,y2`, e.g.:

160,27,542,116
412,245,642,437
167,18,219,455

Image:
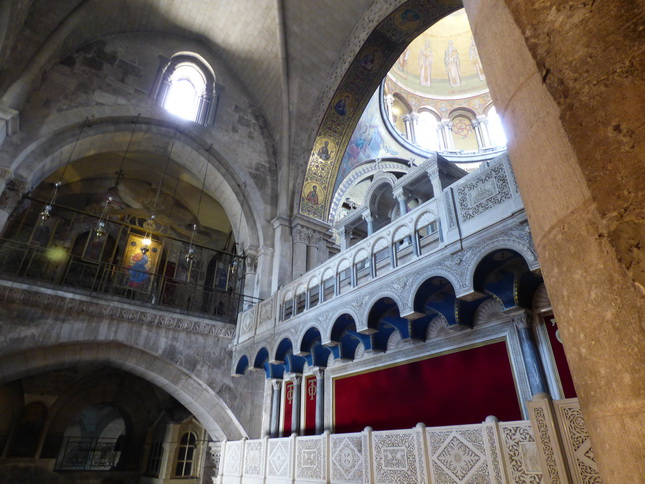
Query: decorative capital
393,188,408,202
292,225,311,244
510,311,529,329
312,367,325,379
287,374,302,385
271,379,282,391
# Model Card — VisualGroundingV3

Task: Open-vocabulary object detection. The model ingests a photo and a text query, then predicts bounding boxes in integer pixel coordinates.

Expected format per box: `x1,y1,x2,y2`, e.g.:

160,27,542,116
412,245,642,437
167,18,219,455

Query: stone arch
414,209,437,230
234,355,250,376
325,309,361,345
297,0,462,222
252,347,270,370
371,236,390,256
448,107,478,121
329,160,409,223
391,222,412,244
336,258,351,273
408,268,462,312
11,116,266,251
306,274,320,289
362,172,398,207
353,248,369,265
273,337,294,363
463,238,540,295
472,248,543,311
364,293,404,331
417,106,442,120
0,342,247,440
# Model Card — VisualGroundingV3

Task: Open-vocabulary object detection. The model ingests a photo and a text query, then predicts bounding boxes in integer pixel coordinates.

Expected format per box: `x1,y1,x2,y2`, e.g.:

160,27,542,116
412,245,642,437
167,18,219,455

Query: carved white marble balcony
232,153,533,368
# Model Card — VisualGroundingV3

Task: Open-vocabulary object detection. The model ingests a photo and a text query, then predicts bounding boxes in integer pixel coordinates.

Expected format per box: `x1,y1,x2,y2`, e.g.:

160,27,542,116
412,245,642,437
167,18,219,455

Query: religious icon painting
331,91,356,118
313,136,337,162
124,234,162,289
302,181,325,207
358,45,384,72
393,7,422,31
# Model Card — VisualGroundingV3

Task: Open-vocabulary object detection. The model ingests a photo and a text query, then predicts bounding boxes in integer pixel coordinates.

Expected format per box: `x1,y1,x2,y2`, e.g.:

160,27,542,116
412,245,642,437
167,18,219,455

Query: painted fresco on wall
333,91,415,194
388,9,488,98
298,0,457,222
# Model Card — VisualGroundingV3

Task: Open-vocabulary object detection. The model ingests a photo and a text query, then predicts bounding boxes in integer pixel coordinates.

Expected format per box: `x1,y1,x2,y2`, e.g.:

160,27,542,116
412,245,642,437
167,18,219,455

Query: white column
385,94,395,125
440,120,455,150
313,368,325,435
269,380,282,438
402,114,413,142
477,114,492,147
289,375,302,436
409,112,419,144
271,217,292,292
291,225,309,280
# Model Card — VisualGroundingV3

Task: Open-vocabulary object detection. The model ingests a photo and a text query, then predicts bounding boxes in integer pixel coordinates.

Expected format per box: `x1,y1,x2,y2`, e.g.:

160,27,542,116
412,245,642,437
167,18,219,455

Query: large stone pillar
464,1,645,481
271,217,292,292
255,246,274,299
291,225,309,280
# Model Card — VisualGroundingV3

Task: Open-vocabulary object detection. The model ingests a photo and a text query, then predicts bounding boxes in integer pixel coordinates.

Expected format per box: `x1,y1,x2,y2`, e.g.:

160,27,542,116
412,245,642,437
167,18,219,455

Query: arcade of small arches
234,246,543,380
384,93,507,154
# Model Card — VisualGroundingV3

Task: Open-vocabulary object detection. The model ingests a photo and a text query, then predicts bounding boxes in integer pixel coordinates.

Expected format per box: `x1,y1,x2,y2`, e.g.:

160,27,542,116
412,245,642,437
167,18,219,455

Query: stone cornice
0,280,236,338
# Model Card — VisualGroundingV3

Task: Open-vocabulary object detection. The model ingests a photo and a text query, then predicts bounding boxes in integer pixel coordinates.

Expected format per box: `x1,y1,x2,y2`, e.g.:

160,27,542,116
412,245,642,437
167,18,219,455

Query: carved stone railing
217,397,600,484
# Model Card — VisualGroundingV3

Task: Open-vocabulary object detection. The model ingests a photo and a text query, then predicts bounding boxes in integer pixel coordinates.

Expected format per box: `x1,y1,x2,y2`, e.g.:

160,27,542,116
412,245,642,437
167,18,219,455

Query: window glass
175,431,197,477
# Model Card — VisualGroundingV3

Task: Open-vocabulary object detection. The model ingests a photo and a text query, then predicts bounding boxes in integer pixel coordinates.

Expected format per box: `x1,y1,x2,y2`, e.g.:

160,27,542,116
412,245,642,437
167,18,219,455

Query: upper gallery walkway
232,153,537,376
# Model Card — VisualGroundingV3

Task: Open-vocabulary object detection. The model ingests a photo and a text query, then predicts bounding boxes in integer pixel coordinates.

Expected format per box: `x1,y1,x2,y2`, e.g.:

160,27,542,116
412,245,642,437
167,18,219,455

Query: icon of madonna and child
124,236,160,289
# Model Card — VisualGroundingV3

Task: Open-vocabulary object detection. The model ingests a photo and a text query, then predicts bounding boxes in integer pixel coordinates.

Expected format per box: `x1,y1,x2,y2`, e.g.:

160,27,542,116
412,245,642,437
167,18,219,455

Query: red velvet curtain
333,340,522,433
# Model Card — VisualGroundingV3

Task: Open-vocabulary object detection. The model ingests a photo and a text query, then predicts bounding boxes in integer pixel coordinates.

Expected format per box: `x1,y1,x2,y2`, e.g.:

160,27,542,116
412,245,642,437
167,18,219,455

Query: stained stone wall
0,280,266,441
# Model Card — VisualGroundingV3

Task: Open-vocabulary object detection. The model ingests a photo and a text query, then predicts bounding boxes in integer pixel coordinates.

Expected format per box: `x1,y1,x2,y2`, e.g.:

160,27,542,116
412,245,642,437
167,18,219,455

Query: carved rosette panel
426,427,492,483
330,433,365,483
267,438,291,477
372,430,424,484
257,297,276,328
295,436,326,481
499,422,543,484
223,441,242,476
456,163,512,222
240,306,257,338
243,439,264,476
555,401,602,484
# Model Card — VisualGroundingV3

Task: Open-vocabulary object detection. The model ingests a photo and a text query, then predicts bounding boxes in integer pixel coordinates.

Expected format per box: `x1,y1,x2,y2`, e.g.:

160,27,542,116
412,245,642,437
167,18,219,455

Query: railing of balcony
55,437,140,471
0,199,260,324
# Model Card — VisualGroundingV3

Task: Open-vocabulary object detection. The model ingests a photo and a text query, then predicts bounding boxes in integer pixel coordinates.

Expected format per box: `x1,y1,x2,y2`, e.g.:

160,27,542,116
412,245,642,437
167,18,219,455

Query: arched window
155,54,216,126
487,106,507,147
417,111,441,151
175,431,197,477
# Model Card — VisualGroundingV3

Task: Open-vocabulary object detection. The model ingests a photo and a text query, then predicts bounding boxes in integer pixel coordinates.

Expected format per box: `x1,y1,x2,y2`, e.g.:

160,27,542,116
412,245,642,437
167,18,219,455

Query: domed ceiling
387,9,488,99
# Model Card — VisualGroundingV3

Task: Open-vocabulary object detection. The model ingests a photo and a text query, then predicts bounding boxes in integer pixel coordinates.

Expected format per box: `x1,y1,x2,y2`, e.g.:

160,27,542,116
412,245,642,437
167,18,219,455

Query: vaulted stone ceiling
0,0,384,153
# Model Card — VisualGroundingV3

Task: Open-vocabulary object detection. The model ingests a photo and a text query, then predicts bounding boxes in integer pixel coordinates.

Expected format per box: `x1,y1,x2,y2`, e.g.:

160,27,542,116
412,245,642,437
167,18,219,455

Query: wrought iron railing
55,437,132,471
0,199,261,324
